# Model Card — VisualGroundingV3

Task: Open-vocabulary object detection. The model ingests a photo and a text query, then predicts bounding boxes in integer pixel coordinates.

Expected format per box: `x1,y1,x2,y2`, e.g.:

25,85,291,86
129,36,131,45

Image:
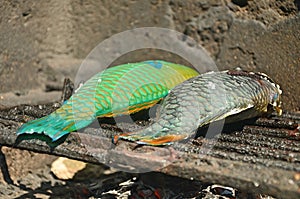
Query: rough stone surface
0,0,298,110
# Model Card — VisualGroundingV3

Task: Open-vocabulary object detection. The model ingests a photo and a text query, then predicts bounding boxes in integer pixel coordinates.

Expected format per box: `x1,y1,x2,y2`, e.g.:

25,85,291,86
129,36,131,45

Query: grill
0,103,299,198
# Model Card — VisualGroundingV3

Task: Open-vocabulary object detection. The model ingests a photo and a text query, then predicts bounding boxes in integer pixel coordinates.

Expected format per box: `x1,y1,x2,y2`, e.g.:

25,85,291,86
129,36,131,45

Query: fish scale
114,70,282,145
17,60,199,141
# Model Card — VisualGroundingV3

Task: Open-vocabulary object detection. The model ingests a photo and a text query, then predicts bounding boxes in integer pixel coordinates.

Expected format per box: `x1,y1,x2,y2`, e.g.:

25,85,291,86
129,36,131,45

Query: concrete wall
0,0,299,110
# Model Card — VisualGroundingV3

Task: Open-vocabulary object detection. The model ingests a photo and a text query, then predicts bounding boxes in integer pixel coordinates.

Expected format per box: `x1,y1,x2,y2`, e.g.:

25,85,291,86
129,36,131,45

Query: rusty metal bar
0,108,299,198
0,127,298,198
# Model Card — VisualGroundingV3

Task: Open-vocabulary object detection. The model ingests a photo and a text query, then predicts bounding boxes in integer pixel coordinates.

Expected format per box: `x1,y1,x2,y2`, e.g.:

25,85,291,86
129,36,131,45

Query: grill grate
0,103,299,198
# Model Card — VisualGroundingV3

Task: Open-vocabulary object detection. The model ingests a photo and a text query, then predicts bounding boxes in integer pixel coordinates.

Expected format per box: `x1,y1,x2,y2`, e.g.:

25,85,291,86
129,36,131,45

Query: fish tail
16,112,92,141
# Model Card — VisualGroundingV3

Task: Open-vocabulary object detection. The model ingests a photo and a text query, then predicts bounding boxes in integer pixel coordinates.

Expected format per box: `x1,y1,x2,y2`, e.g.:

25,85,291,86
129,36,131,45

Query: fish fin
200,103,255,127
113,132,185,146
112,132,133,144
136,134,186,146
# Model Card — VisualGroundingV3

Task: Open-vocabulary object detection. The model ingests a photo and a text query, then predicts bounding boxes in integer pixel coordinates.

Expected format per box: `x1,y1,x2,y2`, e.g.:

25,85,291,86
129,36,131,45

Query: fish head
257,72,282,116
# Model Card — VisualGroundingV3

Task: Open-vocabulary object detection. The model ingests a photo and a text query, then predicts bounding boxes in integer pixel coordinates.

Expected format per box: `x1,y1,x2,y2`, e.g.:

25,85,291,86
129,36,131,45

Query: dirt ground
0,0,299,198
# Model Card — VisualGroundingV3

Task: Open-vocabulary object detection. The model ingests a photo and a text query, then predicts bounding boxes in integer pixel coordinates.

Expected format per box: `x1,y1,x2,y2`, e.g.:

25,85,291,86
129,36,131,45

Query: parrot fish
17,60,199,141
114,70,282,146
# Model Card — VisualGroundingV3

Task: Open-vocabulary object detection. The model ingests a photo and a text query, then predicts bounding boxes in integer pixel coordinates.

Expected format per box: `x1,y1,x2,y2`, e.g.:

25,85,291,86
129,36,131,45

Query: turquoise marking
144,60,163,69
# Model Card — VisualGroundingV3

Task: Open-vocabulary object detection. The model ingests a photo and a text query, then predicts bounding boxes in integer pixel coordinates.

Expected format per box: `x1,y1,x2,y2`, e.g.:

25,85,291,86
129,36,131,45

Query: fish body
114,70,282,145
17,60,199,141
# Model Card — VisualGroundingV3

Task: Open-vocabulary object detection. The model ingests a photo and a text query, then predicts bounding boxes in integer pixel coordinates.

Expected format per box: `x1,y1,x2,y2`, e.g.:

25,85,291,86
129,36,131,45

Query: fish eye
273,93,278,101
